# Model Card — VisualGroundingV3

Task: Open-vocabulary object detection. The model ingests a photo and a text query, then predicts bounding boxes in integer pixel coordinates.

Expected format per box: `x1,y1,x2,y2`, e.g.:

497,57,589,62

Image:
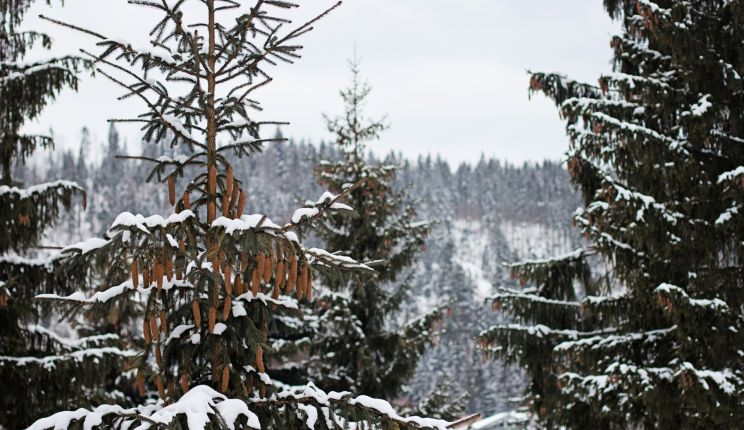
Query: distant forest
18,125,581,416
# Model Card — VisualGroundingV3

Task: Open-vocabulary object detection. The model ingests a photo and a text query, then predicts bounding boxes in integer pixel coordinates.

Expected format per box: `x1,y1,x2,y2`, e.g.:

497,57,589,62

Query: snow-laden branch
717,166,744,184
655,283,729,312
0,180,81,199
27,385,260,430
35,277,194,304
0,347,136,370
554,327,674,353
28,383,453,430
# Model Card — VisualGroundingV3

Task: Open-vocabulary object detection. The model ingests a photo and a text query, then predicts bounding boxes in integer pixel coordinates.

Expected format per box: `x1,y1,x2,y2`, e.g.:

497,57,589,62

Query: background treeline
18,125,581,417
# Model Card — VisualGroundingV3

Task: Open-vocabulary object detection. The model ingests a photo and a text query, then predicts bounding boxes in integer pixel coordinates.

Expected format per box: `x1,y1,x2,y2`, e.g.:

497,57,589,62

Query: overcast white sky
23,0,619,164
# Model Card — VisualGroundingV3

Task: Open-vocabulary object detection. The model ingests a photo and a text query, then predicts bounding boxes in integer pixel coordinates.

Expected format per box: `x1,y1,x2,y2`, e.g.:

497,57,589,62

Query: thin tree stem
206,0,218,224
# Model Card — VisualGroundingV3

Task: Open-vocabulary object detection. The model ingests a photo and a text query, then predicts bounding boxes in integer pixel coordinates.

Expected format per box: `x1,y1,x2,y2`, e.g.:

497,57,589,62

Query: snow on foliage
0,180,81,199
36,277,194,304
0,347,136,369
27,385,260,430
108,210,196,234
211,214,281,233
715,205,739,225
690,94,712,116
269,383,451,430
61,237,110,255
655,283,729,311
717,166,744,183
554,327,674,352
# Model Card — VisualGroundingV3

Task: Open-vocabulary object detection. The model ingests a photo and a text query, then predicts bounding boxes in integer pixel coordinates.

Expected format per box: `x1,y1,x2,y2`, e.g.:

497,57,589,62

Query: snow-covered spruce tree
479,0,744,427
0,1,136,427
273,62,444,404
29,2,450,429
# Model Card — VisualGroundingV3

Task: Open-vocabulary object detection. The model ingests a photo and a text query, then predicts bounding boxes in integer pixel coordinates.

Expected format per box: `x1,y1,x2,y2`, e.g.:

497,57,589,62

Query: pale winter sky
23,0,619,165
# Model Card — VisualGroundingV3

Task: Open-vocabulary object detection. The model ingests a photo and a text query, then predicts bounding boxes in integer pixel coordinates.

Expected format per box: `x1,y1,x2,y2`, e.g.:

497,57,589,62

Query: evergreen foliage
0,1,134,427
272,61,446,407
29,2,450,429
480,0,744,427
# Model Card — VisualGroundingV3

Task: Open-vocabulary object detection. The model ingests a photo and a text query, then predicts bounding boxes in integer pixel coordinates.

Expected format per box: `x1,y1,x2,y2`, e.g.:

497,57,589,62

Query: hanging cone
143,266,151,289
230,179,240,210
222,188,230,217
297,264,307,300
156,345,163,369
223,265,232,295
135,370,145,397
305,269,313,301
180,373,190,393
182,190,191,210
234,274,243,295
256,253,266,278
167,175,176,206
225,166,234,201
262,253,274,283
273,260,285,291
222,296,232,320
165,258,174,282
192,299,202,326
251,269,260,297
256,345,264,373
154,263,164,292
160,310,168,334
237,189,246,218
287,254,298,294
208,306,217,333
131,261,139,289
150,316,160,341
143,318,152,344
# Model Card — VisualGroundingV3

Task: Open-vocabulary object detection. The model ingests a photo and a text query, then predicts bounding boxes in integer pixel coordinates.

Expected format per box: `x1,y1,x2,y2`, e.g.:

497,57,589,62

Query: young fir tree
276,62,444,403
0,1,135,427
29,2,450,429
479,1,744,427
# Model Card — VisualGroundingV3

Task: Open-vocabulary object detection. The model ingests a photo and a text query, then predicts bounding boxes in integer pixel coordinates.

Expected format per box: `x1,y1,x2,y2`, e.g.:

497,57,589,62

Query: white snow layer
27,385,259,430
0,180,81,199
28,383,452,430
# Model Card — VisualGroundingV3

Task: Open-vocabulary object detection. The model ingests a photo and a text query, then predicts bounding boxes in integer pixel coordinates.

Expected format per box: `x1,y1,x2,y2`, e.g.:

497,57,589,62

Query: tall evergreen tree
0,1,135,427
285,61,445,403
29,2,449,429
480,1,744,427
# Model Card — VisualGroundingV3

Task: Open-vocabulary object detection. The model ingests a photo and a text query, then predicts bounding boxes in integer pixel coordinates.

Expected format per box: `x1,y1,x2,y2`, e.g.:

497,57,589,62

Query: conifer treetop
283,60,445,407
